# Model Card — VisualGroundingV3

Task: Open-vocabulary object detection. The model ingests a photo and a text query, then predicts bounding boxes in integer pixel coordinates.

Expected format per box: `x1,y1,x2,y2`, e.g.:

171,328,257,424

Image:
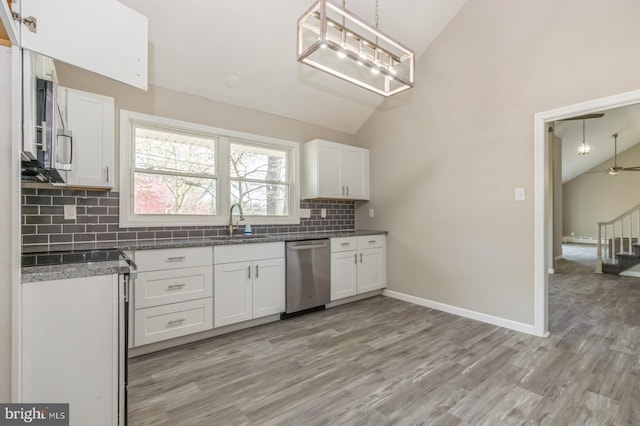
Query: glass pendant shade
297,0,415,97
578,142,591,155
577,120,591,155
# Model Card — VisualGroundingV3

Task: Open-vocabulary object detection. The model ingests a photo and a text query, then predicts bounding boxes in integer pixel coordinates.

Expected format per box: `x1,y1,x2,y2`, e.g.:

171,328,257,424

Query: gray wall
563,143,640,239
54,62,357,191
354,0,640,324
553,135,563,260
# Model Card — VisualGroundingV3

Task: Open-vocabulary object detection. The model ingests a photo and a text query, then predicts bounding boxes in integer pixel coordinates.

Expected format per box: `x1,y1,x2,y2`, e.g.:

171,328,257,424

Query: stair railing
596,203,640,273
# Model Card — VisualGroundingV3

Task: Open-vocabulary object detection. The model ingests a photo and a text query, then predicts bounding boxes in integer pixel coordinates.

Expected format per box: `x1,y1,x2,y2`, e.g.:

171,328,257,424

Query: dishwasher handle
288,241,329,250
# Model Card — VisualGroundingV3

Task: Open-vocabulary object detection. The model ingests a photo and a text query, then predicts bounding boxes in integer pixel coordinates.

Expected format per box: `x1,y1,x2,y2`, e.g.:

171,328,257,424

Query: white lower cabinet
22,274,123,426
330,235,386,301
331,250,358,300
132,247,213,346
214,242,285,327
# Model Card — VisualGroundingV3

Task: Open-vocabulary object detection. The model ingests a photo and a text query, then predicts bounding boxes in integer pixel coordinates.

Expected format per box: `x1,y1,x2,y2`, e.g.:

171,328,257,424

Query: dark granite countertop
21,229,387,282
21,259,131,283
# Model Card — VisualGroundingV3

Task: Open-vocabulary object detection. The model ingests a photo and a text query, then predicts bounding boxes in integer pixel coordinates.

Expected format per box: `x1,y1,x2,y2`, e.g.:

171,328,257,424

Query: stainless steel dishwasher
284,239,331,317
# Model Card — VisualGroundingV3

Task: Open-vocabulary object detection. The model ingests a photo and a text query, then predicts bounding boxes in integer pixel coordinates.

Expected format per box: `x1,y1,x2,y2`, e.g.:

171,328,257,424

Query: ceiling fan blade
620,167,640,171
587,169,609,174
558,113,605,121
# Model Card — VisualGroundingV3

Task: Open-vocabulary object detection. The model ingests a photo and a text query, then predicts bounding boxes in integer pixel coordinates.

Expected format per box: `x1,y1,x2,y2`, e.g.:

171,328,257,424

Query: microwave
21,50,72,183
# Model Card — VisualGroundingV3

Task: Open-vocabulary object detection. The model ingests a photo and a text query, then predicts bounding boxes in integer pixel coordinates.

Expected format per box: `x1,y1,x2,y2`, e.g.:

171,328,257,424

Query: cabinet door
18,0,147,89
253,258,285,318
357,248,386,293
214,261,252,327
330,250,358,301
60,87,115,188
317,140,343,198
341,145,369,200
22,275,119,425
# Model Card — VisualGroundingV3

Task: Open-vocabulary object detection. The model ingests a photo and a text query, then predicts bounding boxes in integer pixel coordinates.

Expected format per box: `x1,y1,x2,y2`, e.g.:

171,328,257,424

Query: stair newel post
597,224,603,273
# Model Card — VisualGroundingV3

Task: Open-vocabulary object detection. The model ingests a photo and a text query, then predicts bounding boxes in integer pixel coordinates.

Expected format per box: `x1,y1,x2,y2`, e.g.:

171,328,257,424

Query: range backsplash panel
21,188,355,250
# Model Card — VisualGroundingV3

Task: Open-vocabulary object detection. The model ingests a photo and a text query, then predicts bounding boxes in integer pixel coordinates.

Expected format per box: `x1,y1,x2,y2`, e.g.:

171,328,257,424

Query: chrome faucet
228,203,245,237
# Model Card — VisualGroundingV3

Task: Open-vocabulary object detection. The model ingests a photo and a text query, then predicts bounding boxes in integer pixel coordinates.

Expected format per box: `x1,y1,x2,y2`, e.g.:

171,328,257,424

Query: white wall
563,143,640,239
355,0,640,325
0,45,12,401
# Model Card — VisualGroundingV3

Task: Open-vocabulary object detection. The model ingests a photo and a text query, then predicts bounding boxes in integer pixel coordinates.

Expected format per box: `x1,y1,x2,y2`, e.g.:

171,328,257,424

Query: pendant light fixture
577,119,591,155
297,0,415,96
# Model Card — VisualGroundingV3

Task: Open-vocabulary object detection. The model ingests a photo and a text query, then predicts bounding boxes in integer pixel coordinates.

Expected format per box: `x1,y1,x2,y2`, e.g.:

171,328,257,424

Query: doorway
534,89,640,335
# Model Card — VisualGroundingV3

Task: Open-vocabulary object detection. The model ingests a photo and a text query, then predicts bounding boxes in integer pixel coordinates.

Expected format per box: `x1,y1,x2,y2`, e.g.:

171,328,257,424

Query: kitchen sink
209,235,274,241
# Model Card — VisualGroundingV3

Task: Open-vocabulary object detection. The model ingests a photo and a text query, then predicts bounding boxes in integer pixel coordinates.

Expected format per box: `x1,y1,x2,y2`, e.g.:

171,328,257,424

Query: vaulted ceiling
120,0,468,134
555,103,640,182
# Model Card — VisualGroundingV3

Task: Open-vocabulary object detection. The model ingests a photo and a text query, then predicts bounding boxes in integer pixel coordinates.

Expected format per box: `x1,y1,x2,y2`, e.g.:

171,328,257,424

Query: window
120,111,299,227
134,126,218,216
229,141,290,216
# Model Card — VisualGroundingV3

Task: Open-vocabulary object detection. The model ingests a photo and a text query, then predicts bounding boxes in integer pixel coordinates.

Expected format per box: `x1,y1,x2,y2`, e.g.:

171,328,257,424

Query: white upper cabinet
13,0,147,89
57,86,115,188
302,139,370,200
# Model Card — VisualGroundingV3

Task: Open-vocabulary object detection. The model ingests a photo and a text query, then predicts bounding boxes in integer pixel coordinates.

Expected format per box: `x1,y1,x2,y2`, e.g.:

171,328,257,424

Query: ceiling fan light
608,169,619,176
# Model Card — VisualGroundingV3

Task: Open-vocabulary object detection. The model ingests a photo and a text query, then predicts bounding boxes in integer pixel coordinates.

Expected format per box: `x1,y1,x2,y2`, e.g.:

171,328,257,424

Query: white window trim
119,110,300,228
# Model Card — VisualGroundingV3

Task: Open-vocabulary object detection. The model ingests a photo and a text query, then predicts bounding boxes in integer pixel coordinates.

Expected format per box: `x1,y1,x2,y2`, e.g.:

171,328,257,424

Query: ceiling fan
589,133,640,176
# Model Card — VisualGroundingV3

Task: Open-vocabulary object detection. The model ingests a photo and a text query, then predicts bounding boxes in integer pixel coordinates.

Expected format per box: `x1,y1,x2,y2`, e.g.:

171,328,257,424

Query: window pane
135,127,216,175
231,181,289,216
134,172,216,215
229,142,287,182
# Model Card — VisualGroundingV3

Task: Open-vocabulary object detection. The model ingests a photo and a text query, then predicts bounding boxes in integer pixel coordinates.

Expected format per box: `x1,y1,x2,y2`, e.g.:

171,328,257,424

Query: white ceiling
119,0,468,134
555,103,640,183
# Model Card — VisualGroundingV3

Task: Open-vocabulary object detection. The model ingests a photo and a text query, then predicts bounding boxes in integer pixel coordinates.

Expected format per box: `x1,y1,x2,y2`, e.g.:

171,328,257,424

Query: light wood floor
128,245,640,425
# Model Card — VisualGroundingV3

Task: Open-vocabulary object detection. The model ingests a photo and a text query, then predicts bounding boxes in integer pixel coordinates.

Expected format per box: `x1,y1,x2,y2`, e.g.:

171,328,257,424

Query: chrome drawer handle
341,242,350,246
359,253,363,263
369,240,377,244
167,256,186,261
168,318,186,325
167,283,186,290
354,253,357,264
255,264,259,278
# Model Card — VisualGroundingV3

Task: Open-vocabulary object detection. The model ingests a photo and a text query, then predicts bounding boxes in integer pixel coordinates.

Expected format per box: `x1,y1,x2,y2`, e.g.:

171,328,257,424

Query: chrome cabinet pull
255,264,259,278
341,242,350,246
167,283,186,290
346,186,349,196
354,253,357,264
106,166,109,183
167,256,186,262
359,253,363,263
342,186,345,195
248,265,251,279
369,240,377,244
167,318,186,325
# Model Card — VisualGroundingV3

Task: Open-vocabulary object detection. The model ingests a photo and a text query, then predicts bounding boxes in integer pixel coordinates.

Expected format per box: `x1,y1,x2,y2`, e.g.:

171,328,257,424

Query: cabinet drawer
134,247,212,271
214,242,284,264
331,237,357,252
357,235,385,249
134,298,213,346
134,266,213,309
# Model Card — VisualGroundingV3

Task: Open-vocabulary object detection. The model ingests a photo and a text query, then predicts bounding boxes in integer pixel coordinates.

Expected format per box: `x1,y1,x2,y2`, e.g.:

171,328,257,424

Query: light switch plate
64,204,77,220
515,187,526,201
369,209,375,218
321,208,327,218
300,208,311,218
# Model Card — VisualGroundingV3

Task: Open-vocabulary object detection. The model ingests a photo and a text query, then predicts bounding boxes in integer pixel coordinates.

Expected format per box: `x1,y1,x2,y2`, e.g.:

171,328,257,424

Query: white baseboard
383,289,543,337
562,236,600,244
